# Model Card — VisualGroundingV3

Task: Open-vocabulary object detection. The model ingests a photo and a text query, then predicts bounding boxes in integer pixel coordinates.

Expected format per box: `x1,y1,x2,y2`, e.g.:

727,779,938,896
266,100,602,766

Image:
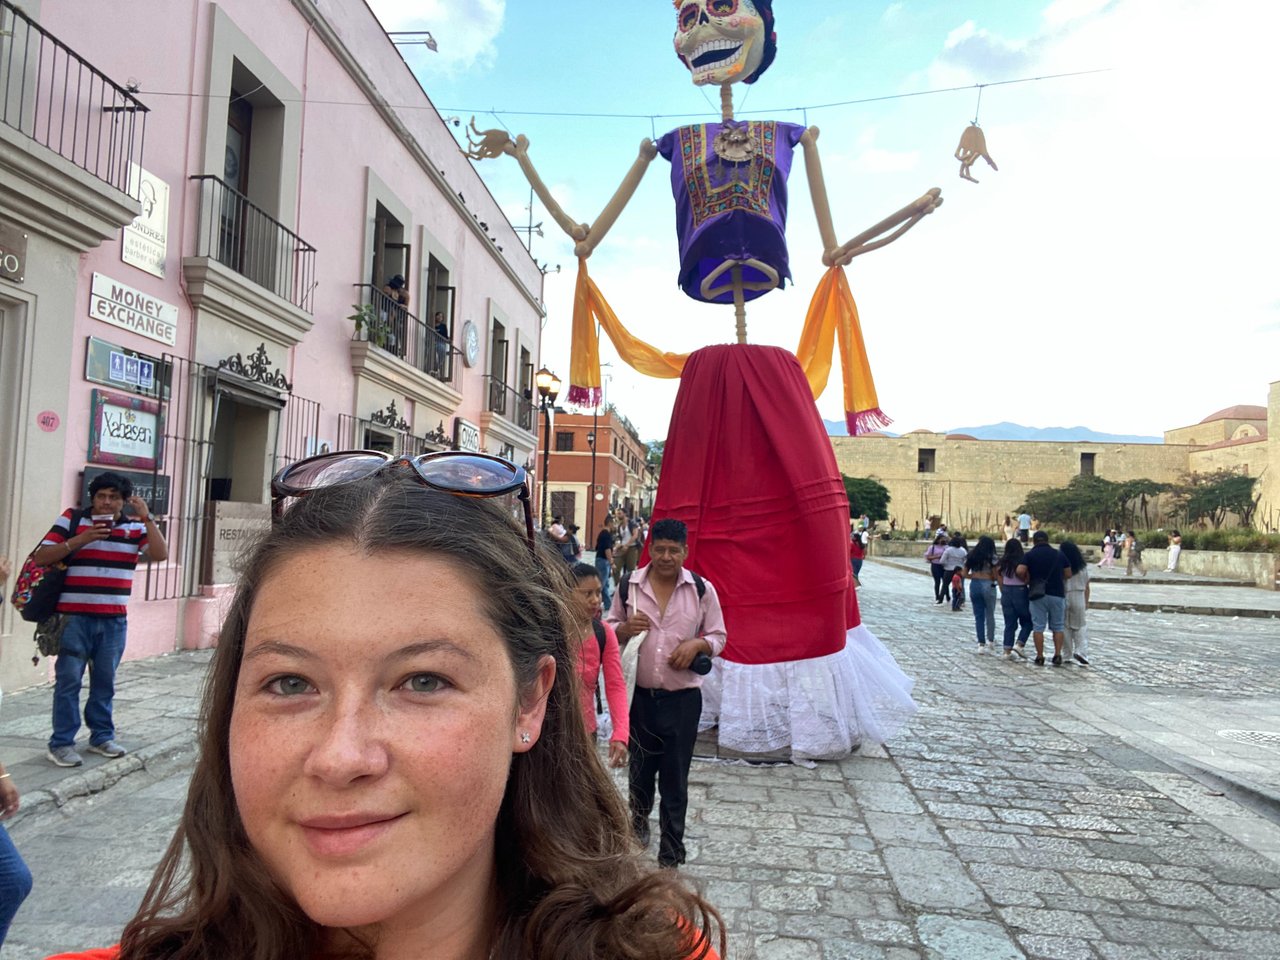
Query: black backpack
617,571,706,610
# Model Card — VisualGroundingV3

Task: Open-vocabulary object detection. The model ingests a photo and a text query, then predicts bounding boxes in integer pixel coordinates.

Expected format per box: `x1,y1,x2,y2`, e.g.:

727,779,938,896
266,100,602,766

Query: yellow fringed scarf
566,259,889,434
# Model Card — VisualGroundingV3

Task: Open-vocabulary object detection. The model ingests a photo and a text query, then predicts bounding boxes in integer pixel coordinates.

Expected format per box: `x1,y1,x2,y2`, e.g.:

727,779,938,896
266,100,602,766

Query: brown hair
120,471,723,959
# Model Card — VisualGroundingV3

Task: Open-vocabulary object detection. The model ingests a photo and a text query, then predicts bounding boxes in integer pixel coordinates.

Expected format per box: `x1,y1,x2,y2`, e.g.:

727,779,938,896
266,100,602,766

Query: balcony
0,0,147,248
485,377,534,432
190,176,315,311
351,284,460,386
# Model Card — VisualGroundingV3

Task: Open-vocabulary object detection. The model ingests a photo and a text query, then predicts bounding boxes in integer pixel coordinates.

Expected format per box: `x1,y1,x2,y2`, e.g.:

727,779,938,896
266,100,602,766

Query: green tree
1172,471,1258,529
842,476,891,522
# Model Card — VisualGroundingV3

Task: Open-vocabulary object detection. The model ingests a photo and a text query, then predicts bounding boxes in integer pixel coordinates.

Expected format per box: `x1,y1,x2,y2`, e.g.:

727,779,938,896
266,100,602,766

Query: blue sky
369,0,1280,441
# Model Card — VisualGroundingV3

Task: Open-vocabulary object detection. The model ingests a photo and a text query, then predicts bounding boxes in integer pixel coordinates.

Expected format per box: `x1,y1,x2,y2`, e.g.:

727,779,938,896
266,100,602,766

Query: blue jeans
594,556,613,615
969,579,996,644
0,824,31,945
1001,585,1032,648
49,615,127,750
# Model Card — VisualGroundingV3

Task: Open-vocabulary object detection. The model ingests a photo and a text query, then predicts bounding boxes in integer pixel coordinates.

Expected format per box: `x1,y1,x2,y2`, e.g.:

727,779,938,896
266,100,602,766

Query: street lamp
586,428,598,539
388,30,439,52
535,366,561,527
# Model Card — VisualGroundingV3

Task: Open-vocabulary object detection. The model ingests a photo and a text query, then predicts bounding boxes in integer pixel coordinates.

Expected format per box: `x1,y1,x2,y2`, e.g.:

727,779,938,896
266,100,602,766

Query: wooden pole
720,84,734,122
732,265,747,344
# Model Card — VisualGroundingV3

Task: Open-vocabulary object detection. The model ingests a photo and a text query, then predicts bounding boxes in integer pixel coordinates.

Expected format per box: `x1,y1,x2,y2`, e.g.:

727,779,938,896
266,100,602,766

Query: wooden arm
800,126,943,266
467,119,657,258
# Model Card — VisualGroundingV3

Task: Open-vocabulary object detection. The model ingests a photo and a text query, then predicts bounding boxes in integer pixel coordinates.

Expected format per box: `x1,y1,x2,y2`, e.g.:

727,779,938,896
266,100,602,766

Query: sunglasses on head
270,450,535,550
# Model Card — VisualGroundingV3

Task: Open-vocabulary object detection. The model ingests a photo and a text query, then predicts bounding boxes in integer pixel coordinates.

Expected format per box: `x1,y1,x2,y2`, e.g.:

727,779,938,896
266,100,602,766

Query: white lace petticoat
699,623,917,760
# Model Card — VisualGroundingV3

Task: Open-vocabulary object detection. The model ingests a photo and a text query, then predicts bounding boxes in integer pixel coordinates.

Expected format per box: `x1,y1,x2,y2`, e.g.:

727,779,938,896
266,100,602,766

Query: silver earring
520,731,531,744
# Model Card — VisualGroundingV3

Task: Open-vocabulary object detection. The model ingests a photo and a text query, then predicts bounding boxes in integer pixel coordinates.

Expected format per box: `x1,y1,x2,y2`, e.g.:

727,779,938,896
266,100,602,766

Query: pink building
0,0,545,691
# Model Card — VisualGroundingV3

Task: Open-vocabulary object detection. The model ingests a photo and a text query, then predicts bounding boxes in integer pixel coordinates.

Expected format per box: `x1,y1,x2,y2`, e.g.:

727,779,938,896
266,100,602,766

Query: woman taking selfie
51,451,721,960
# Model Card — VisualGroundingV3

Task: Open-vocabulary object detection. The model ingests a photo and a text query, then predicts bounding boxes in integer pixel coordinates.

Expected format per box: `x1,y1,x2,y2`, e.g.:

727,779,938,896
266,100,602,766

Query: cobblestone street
6,562,1280,958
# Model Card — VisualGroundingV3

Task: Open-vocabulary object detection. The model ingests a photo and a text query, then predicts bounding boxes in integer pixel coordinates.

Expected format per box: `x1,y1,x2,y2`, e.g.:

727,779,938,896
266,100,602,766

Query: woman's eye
402,674,448,694
266,675,313,696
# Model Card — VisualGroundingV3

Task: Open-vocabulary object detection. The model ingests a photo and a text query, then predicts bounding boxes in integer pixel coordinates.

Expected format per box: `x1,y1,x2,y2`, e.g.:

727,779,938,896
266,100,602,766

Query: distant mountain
824,419,1161,444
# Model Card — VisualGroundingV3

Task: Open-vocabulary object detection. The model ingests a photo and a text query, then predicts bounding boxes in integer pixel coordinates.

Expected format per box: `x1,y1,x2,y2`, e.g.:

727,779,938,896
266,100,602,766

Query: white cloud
365,0,505,75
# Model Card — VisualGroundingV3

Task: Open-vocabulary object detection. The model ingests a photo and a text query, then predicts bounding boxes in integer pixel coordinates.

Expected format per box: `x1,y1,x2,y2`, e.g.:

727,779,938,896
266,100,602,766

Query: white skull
674,0,767,87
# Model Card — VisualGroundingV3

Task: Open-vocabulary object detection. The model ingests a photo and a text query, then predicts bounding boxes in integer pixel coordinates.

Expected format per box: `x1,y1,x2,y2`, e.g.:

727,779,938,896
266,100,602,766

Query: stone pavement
871,555,1280,618
5,565,1280,958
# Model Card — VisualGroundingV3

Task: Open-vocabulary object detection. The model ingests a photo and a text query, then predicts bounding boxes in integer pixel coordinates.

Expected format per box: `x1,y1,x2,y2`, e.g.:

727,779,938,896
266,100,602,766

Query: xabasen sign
89,273,178,346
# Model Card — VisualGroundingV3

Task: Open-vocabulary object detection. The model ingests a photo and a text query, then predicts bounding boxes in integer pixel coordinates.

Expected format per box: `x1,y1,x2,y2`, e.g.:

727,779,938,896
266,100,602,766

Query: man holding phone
31,472,168,767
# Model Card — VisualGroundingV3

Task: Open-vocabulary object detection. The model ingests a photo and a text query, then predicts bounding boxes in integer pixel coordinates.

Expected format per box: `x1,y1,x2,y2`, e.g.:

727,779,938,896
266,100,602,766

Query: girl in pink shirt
570,563,629,767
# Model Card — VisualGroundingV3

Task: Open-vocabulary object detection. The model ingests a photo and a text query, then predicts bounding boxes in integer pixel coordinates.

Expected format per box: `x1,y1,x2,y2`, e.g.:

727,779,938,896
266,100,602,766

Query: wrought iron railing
0,0,148,195
351,284,461,385
485,376,534,432
191,175,316,311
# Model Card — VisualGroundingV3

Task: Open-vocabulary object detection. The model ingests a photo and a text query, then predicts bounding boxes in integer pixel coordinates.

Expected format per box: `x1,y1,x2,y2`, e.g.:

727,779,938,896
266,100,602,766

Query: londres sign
89,272,178,346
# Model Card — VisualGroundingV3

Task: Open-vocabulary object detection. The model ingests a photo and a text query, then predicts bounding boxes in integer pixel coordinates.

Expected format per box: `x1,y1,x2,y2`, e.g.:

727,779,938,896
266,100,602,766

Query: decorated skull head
674,0,777,87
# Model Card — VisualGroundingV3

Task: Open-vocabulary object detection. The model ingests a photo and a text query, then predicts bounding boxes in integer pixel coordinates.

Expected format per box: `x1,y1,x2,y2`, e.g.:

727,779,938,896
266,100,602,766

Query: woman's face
230,545,554,938
571,575,602,621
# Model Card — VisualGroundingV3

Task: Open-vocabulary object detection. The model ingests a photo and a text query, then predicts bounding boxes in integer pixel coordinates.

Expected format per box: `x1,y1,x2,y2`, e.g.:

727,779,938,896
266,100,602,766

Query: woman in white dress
1061,540,1091,665
1166,530,1182,572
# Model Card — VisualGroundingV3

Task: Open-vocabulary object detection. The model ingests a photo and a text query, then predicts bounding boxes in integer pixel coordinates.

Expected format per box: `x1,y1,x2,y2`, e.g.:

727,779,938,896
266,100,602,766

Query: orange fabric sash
566,260,888,434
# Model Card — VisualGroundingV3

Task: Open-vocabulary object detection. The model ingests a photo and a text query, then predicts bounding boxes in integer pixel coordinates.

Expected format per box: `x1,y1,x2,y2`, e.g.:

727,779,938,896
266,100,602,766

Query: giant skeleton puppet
469,0,934,758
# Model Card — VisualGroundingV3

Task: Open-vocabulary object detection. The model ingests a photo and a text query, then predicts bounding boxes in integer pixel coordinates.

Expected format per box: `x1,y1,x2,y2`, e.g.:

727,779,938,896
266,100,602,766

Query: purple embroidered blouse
657,120,807,305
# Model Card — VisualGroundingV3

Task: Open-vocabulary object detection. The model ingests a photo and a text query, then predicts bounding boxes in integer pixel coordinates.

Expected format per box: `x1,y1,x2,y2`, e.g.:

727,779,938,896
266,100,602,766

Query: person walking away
1166,530,1182,572
594,519,616,612
1111,528,1124,565
1124,530,1146,577
34,473,168,767
569,564,629,767
997,539,1032,659
546,514,575,564
849,524,868,587
924,533,948,604
963,536,998,652
1099,530,1115,568
0,557,33,947
607,519,726,868
1060,540,1091,665
612,515,635,583
1016,531,1069,666
940,535,968,610
621,517,643,580
1002,515,1014,542
1017,510,1031,543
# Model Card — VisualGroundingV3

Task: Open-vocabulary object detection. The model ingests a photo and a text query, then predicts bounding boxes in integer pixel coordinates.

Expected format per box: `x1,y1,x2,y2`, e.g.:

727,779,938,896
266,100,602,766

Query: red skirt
651,344,859,665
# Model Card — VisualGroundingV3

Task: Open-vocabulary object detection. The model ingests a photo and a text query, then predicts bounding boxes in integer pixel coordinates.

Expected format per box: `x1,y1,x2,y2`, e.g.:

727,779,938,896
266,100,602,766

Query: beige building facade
830,387,1279,533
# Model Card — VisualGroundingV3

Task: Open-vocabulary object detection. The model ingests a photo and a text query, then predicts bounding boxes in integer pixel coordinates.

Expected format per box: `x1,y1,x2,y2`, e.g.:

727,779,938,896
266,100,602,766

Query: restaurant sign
87,389,164,470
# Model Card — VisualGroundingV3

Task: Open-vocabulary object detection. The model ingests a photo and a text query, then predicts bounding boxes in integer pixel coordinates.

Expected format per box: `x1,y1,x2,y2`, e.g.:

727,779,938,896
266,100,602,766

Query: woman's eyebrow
390,639,478,663
242,640,315,663
242,638,479,663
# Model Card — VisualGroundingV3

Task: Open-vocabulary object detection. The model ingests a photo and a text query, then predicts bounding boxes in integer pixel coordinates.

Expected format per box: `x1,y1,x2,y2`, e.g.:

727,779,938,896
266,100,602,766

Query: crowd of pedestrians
922,528,1091,667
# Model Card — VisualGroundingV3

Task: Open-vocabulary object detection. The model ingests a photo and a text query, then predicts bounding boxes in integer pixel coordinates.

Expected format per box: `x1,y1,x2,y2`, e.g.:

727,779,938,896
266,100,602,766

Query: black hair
649,518,687,545
89,471,133,500
1060,540,1086,574
743,0,777,84
998,538,1024,578
1032,530,1049,544
570,562,599,583
966,536,997,572
386,274,405,289
949,534,967,549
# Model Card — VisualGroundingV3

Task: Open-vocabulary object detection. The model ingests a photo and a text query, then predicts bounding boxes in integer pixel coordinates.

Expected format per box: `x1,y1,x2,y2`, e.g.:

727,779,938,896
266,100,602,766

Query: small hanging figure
955,122,997,183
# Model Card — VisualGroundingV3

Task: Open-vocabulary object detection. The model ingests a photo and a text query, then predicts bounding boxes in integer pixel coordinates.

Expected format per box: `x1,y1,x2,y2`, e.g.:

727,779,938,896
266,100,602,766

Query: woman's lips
298,813,405,858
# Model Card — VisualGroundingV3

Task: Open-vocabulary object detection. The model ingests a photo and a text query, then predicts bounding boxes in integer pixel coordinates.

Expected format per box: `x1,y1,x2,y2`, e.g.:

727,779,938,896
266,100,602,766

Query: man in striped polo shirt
33,472,168,767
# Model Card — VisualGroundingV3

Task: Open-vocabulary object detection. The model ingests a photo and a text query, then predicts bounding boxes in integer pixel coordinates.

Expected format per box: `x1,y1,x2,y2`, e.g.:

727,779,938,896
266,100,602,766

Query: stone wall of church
1257,381,1280,533
831,433,1193,531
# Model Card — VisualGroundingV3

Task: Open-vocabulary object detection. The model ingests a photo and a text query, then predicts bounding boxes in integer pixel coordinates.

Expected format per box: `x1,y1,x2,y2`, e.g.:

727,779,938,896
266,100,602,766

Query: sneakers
47,745,83,767
1051,654,1063,667
1013,644,1027,659
86,740,127,759
1002,649,1014,660
977,644,988,654
1073,653,1090,666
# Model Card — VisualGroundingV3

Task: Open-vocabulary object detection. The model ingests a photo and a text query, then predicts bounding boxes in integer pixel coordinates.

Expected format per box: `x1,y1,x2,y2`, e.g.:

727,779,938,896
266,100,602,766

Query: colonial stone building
830,383,1279,533
541,407,656,537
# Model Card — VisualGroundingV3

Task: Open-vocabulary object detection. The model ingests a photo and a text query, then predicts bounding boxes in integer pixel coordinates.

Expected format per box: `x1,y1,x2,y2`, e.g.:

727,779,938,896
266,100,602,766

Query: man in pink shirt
607,518,727,868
